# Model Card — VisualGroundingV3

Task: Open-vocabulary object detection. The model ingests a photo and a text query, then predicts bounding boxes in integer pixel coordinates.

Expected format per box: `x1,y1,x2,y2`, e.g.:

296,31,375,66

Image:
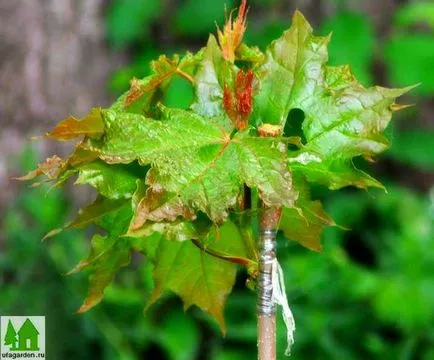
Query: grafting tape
257,229,277,315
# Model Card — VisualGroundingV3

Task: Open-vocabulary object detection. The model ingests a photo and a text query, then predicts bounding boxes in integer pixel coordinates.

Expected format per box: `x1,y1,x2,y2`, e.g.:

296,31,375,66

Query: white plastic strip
271,258,295,356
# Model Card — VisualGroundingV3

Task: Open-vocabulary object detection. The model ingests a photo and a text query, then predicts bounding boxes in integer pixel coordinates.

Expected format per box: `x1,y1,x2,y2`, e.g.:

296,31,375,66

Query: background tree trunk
0,0,118,225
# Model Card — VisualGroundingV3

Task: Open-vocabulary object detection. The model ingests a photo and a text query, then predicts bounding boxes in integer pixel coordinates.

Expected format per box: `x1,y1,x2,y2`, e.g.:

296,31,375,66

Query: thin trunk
256,124,283,360
258,314,276,360
257,205,281,360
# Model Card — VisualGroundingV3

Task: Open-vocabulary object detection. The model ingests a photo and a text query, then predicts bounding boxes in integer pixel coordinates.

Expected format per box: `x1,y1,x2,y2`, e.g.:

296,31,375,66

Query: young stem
256,123,283,360
237,185,258,262
257,205,281,360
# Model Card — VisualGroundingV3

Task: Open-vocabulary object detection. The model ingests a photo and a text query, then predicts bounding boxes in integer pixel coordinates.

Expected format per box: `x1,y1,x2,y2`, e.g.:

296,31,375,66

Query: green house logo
1,316,45,356
4,318,39,351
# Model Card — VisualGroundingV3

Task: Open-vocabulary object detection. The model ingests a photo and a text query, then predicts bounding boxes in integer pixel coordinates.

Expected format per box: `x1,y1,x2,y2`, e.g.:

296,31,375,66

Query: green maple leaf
138,220,247,332
68,202,134,313
85,106,297,224
75,161,139,199
67,196,128,230
74,234,132,313
279,174,335,252
116,51,203,115
42,196,129,240
253,11,410,189
191,36,236,120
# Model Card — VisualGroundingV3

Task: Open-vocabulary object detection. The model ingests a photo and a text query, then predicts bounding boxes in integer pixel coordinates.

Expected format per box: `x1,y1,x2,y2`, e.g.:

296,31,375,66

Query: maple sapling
22,0,411,358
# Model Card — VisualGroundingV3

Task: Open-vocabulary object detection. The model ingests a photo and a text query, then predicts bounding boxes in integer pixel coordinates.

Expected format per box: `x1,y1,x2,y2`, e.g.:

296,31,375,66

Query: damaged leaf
253,11,410,188
87,107,296,224
46,108,104,141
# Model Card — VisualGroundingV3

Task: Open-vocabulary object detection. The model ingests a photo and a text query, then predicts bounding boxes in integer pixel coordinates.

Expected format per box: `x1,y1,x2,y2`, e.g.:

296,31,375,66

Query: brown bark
0,0,111,126
257,124,283,360
258,315,277,360
257,206,281,360
0,0,116,223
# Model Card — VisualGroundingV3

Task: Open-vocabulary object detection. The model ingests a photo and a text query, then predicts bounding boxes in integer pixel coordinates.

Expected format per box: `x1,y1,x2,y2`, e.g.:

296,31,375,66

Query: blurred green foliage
384,34,434,96
394,2,434,29
385,2,434,96
106,0,161,48
388,130,434,171
320,12,375,86
175,0,233,36
4,0,434,359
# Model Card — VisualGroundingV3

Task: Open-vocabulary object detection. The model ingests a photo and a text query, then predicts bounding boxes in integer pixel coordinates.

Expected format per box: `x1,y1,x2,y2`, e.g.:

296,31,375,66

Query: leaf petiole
176,69,195,84
191,238,257,269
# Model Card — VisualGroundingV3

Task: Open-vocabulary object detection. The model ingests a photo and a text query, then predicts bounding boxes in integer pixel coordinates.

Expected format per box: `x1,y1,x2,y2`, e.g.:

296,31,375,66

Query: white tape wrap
271,258,295,356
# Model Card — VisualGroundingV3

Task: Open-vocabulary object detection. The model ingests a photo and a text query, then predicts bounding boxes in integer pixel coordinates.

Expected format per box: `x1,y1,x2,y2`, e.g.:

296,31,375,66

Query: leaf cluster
23,6,409,330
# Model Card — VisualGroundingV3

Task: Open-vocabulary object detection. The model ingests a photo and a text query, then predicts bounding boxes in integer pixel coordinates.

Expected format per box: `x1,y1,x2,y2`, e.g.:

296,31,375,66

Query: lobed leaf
122,52,202,111
86,107,296,224
252,11,330,127
252,11,410,189
75,235,132,313
280,175,335,251
72,198,134,312
143,221,246,332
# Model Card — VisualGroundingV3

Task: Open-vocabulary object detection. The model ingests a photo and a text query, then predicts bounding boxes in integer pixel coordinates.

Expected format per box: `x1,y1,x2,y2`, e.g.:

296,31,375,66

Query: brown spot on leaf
131,187,195,231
